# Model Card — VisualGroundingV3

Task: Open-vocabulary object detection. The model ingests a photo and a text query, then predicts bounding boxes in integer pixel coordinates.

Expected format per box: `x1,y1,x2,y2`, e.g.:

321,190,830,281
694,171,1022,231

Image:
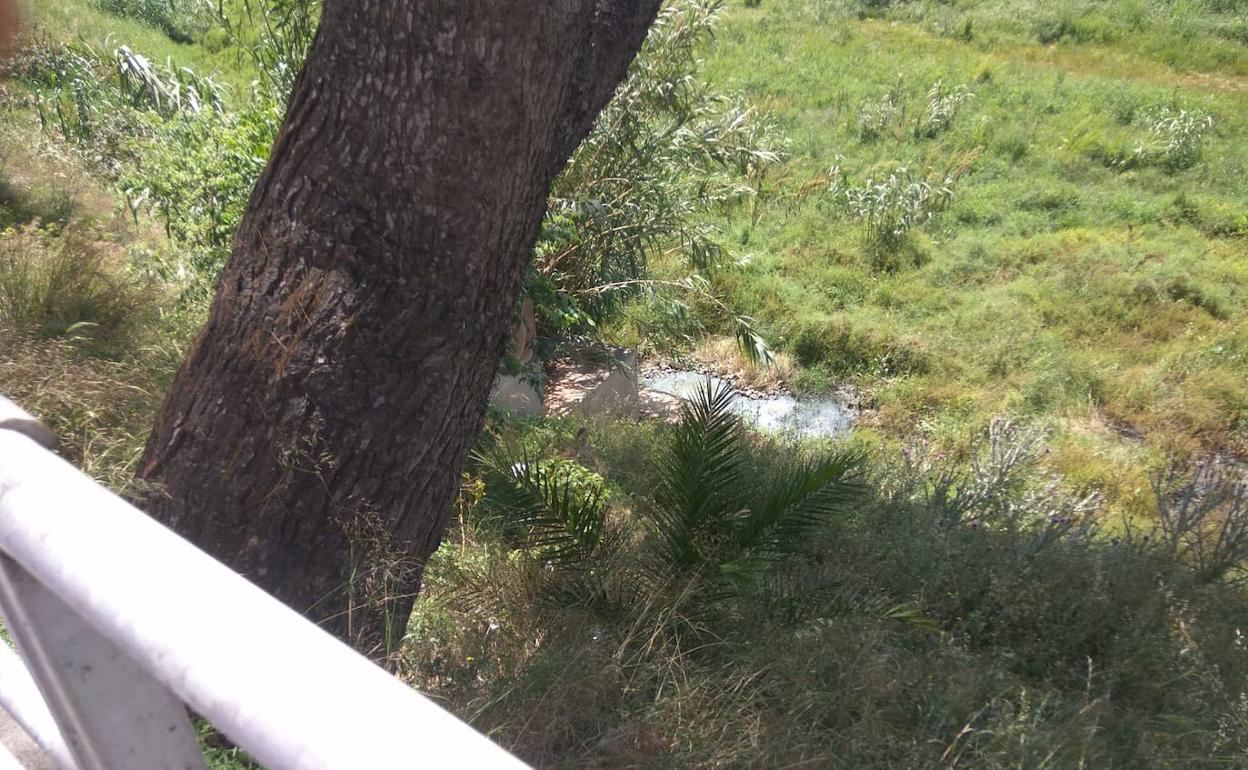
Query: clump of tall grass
0,216,160,491
856,77,972,142
19,34,263,302
835,165,959,260
0,224,147,347
1136,106,1214,171
20,42,123,152
856,80,904,141
0,334,158,491
913,79,973,138
114,46,225,117
21,39,224,179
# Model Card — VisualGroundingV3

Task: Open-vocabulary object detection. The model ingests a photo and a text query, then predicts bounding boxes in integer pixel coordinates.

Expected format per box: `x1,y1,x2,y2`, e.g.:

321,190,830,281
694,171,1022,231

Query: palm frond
734,315,775,369
649,378,749,568
472,444,610,567
738,450,866,563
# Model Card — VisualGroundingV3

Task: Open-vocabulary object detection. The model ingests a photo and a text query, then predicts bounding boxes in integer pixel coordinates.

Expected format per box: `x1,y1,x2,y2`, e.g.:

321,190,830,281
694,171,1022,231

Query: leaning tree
138,0,662,657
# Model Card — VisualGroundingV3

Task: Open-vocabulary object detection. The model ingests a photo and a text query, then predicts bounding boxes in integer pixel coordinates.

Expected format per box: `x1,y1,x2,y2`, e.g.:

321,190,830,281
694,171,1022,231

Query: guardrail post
0,395,207,770
0,641,78,769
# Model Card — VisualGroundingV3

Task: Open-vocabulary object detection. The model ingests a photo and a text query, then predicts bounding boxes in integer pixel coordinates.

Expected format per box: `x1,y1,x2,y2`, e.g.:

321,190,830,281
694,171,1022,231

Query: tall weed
836,165,959,262
1137,107,1215,171
913,79,973,139
0,224,146,347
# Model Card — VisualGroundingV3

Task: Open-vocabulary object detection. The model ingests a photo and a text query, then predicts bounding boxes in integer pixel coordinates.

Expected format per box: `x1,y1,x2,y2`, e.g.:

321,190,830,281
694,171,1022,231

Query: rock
577,366,639,419
489,374,543,417
492,294,542,416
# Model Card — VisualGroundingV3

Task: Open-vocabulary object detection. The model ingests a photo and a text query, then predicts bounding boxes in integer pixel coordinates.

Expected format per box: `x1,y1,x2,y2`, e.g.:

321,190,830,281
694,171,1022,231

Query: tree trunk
138,0,661,658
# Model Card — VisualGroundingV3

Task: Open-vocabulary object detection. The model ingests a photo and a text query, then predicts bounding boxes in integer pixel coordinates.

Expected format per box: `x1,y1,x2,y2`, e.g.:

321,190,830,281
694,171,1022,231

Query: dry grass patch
690,335,796,392
0,333,159,491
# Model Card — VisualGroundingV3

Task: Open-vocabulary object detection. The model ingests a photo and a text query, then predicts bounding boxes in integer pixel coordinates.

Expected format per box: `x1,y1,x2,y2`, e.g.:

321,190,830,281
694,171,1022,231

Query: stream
641,370,856,439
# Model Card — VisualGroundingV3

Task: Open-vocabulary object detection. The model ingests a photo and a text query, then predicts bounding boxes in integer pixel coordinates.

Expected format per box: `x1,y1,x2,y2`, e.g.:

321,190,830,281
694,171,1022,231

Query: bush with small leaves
540,0,783,363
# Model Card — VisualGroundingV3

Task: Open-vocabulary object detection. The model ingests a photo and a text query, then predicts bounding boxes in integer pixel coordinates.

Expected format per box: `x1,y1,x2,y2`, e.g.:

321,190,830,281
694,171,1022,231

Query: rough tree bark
138,0,662,657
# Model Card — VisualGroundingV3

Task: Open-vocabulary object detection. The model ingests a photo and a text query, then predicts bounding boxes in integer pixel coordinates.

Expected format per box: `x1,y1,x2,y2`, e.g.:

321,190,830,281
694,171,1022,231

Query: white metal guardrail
0,395,527,770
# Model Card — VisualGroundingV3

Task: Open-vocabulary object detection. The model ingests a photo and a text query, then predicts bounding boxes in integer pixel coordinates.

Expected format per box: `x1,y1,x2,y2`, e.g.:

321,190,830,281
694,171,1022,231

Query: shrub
1150,459,1248,585
536,0,782,360
913,79,973,139
472,382,865,599
1136,107,1215,171
993,125,1030,161
21,5,301,298
117,101,279,300
836,165,959,260
850,0,912,16
1034,16,1074,44
20,42,136,163
922,417,1102,537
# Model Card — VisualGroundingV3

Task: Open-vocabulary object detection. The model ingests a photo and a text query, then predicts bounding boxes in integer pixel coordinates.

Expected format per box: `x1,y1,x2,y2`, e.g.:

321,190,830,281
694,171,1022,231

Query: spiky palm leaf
650,379,748,570
723,451,866,579
473,444,612,568
647,379,866,594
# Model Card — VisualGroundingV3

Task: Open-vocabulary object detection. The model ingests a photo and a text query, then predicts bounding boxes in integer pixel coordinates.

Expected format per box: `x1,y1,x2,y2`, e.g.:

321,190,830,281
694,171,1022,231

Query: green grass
409,409,1248,768
26,0,257,96
692,0,1248,511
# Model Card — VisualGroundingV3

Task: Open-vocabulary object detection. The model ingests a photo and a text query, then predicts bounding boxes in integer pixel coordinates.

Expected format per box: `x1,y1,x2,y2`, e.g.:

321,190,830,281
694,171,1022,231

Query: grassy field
27,0,257,93
693,0,1248,518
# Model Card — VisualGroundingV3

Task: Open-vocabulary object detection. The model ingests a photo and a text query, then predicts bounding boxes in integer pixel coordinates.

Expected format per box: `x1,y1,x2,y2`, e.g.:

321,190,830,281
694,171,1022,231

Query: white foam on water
642,371,855,439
